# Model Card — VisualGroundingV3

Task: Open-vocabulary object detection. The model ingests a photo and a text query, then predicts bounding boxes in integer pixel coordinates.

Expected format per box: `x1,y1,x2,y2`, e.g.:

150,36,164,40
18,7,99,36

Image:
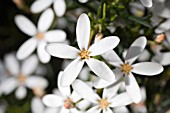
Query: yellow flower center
64,98,75,109
36,32,44,40
98,98,109,110
79,48,90,60
17,73,26,85
121,63,133,75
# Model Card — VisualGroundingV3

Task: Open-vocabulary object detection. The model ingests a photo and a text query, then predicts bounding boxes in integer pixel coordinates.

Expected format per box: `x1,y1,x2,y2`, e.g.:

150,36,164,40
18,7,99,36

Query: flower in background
46,13,120,86
15,8,66,63
43,72,91,113
30,0,66,17
140,0,152,8
0,53,48,99
72,79,133,113
93,36,163,103
78,0,88,3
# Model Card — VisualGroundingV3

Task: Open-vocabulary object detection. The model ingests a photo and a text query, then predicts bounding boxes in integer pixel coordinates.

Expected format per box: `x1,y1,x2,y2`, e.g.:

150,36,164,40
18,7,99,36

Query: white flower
15,8,66,63
46,13,120,86
72,79,133,113
78,0,88,3
140,0,152,8
0,53,48,99
42,72,90,113
30,0,66,17
93,36,163,103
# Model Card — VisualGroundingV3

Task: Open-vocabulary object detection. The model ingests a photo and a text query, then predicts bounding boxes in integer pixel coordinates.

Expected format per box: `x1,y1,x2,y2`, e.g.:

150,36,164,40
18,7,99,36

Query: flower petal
137,49,150,62
44,108,60,113
15,86,27,99
61,58,84,86
72,79,100,103
113,106,129,113
59,107,70,113
132,62,163,75
4,53,19,76
42,94,63,107
76,13,90,50
86,106,102,113
89,36,120,56
125,36,147,65
26,76,48,89
45,30,66,43
102,50,123,67
31,97,44,113
76,100,91,111
155,19,170,34
30,0,53,13
46,43,80,59
53,0,66,17
86,58,115,82
38,8,54,32
70,91,82,102
37,41,51,63
109,92,133,107
15,15,37,36
0,78,18,95
103,108,113,113
21,54,39,75
58,71,71,98
17,38,37,60
125,73,141,103
140,0,152,7
152,52,170,66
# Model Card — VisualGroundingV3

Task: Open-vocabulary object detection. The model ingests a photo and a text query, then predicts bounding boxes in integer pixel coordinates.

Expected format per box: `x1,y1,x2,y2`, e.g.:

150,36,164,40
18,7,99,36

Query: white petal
155,19,170,34
137,49,150,62
103,108,113,113
125,73,141,103
165,30,170,44
76,100,91,111
30,0,53,13
59,107,70,113
38,8,54,32
17,38,37,60
70,91,82,102
76,13,90,50
89,36,120,56
61,58,84,86
86,106,102,113
152,52,170,66
21,54,38,75
58,71,71,98
109,92,133,107
132,62,163,75
72,79,100,103
37,41,51,63
113,107,129,113
26,76,48,89
70,108,82,113
15,86,27,99
102,50,123,67
140,0,152,7
44,108,60,113
125,36,147,64
86,58,115,82
45,30,66,43
0,78,18,95
4,53,19,76
31,97,44,113
53,0,66,17
46,43,80,59
79,66,90,81
15,15,37,36
42,94,63,107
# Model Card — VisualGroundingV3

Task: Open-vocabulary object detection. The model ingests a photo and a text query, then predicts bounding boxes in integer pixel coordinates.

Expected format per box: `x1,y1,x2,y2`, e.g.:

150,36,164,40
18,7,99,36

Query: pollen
121,63,133,75
36,32,44,40
17,73,26,85
64,98,75,109
79,48,90,59
98,98,109,110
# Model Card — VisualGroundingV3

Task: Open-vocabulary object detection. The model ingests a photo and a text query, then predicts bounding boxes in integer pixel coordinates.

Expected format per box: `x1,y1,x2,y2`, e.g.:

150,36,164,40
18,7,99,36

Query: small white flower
140,0,152,8
15,8,66,63
78,0,88,3
42,72,90,113
93,36,163,103
30,0,66,17
0,53,48,99
46,13,120,86
72,79,133,113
